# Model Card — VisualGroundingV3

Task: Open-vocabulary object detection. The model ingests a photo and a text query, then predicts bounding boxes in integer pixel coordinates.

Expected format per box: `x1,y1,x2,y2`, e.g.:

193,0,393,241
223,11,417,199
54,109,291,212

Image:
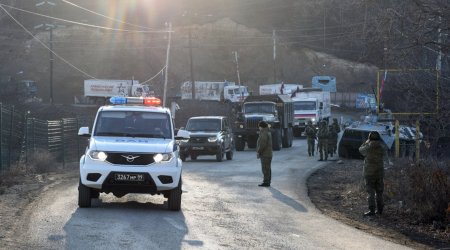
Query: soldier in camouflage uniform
331,118,341,154
328,125,337,157
305,120,317,156
316,121,329,161
256,121,272,187
359,131,386,216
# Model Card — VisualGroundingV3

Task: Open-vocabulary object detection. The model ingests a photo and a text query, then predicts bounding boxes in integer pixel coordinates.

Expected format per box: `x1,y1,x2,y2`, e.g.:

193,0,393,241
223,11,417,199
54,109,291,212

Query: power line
0,3,168,33
60,0,156,31
141,66,166,85
0,4,97,79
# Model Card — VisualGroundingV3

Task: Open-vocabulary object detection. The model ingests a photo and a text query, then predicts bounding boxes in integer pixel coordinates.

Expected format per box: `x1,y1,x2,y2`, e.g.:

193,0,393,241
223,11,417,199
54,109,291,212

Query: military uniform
316,121,329,161
331,118,341,154
328,125,337,157
305,123,317,156
257,122,273,186
359,137,386,215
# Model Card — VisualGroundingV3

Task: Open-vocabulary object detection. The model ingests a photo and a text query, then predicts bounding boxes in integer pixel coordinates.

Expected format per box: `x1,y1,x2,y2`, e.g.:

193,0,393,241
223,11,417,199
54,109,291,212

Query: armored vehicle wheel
78,180,92,208
168,179,182,211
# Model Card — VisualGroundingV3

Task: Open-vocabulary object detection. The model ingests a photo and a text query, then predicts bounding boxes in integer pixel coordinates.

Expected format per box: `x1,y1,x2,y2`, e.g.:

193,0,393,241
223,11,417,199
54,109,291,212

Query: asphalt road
14,138,410,250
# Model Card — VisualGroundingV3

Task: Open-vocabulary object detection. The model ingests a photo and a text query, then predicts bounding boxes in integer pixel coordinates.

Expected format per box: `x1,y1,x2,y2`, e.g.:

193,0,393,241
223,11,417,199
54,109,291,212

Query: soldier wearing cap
256,120,272,187
305,120,317,156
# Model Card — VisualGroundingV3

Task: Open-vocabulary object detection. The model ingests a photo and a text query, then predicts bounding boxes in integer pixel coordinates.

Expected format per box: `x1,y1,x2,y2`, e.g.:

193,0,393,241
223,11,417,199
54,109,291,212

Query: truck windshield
294,101,316,111
94,111,171,138
186,119,221,132
244,103,275,113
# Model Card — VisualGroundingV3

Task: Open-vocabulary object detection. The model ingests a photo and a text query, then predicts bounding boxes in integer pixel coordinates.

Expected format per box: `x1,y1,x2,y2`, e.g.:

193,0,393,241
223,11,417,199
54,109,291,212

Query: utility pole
272,29,276,83
163,22,172,107
189,27,196,100
233,51,241,87
34,0,57,104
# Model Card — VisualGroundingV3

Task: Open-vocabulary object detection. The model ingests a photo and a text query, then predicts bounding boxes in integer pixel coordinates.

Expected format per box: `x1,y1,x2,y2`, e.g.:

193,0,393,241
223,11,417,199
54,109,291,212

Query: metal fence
0,103,92,174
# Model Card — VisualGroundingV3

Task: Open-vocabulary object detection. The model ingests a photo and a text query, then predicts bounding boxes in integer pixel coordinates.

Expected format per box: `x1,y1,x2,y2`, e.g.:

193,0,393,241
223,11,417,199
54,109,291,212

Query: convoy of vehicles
177,116,235,162
291,88,331,137
180,81,249,103
82,79,154,105
233,94,294,151
259,83,303,95
77,96,187,210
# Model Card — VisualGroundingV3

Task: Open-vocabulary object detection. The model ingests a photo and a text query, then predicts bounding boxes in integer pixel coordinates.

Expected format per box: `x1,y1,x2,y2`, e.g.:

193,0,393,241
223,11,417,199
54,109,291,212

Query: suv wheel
226,147,234,160
216,146,224,162
168,179,182,211
78,180,92,208
180,154,186,162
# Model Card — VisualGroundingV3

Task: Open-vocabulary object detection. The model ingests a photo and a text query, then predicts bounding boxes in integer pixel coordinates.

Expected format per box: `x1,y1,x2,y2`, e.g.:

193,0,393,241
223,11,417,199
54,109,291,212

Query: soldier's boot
363,210,376,216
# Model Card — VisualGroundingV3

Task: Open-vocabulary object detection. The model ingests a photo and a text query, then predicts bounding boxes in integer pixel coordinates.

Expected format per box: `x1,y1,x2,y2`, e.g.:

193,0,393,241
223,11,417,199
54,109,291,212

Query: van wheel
168,179,182,211
78,180,92,208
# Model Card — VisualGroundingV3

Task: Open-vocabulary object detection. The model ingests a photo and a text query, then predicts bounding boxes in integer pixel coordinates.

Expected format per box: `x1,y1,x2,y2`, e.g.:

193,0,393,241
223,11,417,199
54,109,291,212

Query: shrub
26,149,59,173
385,158,450,223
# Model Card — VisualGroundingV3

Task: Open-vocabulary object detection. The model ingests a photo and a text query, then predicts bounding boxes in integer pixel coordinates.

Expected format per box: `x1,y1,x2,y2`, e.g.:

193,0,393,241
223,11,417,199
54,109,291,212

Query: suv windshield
244,103,275,113
94,111,171,138
186,119,221,132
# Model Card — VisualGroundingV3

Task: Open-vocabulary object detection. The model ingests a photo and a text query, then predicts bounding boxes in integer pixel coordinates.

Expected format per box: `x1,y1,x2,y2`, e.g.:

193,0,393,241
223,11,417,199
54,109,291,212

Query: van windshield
94,111,171,138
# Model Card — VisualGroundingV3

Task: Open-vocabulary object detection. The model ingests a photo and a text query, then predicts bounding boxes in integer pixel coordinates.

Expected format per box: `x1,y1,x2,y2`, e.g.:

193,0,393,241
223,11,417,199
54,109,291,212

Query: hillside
1,18,377,105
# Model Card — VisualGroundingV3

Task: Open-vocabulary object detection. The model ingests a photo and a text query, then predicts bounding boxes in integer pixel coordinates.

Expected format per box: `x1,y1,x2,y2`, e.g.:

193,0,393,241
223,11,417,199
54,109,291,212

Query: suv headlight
208,137,218,142
88,150,108,161
154,152,174,163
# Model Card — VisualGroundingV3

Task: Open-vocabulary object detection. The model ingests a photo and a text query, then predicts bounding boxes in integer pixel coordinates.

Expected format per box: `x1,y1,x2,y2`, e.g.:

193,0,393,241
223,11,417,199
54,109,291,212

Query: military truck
234,94,294,151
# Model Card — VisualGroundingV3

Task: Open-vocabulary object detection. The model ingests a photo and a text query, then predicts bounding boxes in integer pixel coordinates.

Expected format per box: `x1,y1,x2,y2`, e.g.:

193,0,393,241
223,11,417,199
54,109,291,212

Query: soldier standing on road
317,121,329,161
305,120,317,156
359,131,386,216
328,124,337,158
256,121,272,187
332,118,341,154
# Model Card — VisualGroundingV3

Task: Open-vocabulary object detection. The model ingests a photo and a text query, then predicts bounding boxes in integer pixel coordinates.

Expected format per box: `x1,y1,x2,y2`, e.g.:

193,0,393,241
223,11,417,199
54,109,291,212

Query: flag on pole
379,70,387,101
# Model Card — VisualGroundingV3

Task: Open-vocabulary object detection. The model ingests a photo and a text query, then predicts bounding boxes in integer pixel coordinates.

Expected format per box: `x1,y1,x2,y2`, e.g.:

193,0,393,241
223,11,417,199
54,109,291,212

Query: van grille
106,153,155,165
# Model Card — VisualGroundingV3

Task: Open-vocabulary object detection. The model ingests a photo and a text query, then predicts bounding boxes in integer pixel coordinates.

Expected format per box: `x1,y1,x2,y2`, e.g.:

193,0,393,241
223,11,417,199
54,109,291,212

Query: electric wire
0,3,168,33
61,0,155,31
140,66,166,85
0,4,97,79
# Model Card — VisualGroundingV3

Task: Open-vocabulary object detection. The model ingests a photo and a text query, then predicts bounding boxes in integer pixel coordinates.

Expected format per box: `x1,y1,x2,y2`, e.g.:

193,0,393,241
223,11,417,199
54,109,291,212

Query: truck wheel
293,128,302,137
247,136,257,149
190,154,197,160
288,127,293,147
282,128,289,148
168,179,182,211
216,146,224,162
78,180,92,208
272,129,282,151
235,137,245,151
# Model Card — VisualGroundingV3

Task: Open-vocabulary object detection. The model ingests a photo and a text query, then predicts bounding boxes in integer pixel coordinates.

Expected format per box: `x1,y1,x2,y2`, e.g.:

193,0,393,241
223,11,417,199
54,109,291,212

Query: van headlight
154,152,174,163
88,150,108,161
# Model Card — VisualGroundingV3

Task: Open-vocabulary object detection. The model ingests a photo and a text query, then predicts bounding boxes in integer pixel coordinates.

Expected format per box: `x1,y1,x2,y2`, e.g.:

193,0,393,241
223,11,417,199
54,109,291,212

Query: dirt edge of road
307,159,449,250
0,160,448,249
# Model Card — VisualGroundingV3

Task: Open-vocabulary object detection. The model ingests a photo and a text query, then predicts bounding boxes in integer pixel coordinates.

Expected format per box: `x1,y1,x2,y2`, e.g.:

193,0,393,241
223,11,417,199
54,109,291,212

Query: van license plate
114,173,144,182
